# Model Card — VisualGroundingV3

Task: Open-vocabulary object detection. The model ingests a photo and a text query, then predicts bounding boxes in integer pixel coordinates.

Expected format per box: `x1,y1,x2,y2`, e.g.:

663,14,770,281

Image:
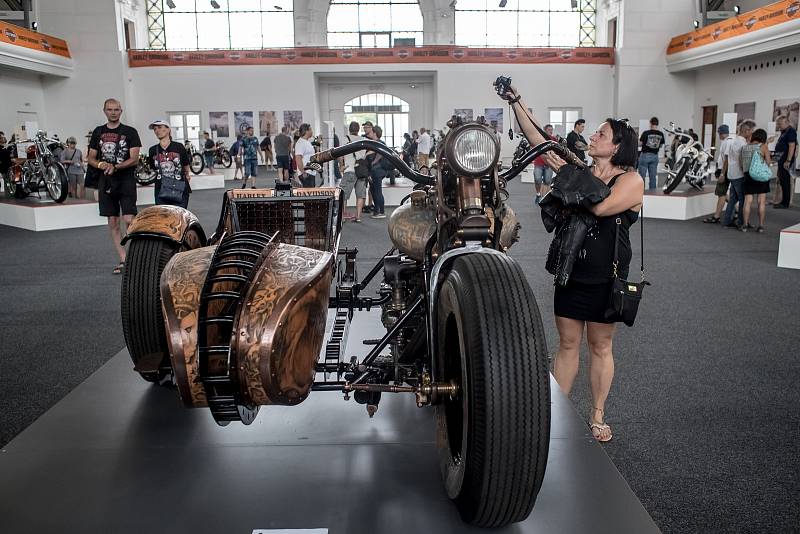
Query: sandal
702,216,720,224
112,262,124,275
589,406,612,442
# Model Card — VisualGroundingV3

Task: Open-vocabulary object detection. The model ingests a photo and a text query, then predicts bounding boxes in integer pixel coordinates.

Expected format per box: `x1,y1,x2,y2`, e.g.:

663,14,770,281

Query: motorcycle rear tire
221,149,232,168
45,162,69,203
436,253,550,528
121,237,181,384
136,165,157,186
190,153,205,175
663,157,690,195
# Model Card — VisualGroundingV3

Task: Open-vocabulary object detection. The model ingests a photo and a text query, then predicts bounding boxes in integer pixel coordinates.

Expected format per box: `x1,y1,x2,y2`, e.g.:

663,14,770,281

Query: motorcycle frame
17,133,64,195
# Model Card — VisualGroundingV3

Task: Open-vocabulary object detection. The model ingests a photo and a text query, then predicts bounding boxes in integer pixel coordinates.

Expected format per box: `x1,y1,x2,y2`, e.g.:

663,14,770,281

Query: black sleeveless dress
553,174,640,323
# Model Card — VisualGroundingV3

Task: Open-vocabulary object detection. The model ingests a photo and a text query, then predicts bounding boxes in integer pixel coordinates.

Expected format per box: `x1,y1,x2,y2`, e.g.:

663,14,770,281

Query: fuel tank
387,190,437,261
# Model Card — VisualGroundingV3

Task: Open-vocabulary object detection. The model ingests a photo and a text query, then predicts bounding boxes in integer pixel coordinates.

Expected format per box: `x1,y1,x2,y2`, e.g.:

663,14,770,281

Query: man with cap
148,119,192,208
704,124,731,224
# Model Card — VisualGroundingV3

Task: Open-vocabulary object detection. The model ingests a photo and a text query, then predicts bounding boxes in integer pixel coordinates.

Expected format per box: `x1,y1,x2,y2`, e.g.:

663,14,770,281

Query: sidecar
121,187,341,424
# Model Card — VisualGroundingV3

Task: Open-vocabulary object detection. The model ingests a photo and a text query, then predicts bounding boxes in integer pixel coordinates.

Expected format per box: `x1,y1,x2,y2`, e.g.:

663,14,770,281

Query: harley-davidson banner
127,46,615,67
667,0,800,55
0,21,71,58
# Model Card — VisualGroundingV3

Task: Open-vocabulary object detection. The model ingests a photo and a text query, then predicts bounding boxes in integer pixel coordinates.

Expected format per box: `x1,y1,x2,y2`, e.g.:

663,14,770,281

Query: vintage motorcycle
134,154,157,186
663,122,715,194
212,140,233,168
183,140,206,175
120,76,576,527
3,131,69,203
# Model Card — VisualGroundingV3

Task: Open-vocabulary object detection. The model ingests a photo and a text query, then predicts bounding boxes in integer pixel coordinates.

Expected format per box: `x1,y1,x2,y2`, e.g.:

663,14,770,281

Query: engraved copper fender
124,204,206,246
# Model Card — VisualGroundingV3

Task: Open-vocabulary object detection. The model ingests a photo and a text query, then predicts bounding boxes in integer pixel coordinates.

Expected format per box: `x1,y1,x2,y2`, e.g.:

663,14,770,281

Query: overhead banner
0,21,71,58
667,0,800,55
128,46,615,68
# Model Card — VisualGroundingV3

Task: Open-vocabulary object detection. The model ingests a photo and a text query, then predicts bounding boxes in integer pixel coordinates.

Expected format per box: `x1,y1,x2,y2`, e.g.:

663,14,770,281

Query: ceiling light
499,0,507,7
210,0,220,9
31,21,38,31
693,19,700,29
274,5,283,9
734,5,740,14
166,0,176,9
571,0,578,8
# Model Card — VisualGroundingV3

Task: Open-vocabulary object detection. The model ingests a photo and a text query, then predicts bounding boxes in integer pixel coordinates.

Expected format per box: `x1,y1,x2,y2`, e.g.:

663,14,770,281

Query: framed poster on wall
454,108,473,122
208,112,229,137
283,110,303,132
734,102,756,121
234,111,254,136
259,111,278,137
773,98,799,130
484,108,503,137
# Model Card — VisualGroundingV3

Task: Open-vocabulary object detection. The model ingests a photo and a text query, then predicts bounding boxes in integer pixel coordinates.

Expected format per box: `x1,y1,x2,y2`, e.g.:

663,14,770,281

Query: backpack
346,134,369,179
229,141,239,156
749,147,771,182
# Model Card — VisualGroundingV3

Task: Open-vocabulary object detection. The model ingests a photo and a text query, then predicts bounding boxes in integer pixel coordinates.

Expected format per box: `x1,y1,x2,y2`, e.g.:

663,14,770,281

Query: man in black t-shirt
566,119,588,164
202,131,215,175
148,120,191,209
774,116,797,208
88,98,141,275
638,116,665,190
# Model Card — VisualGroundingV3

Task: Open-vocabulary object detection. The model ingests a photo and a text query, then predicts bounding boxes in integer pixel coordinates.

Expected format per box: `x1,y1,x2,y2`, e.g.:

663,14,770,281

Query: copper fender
123,205,206,247
235,243,333,407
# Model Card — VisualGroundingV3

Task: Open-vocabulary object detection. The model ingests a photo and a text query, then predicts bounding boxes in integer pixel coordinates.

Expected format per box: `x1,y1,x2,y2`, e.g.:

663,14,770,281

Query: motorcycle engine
380,254,424,367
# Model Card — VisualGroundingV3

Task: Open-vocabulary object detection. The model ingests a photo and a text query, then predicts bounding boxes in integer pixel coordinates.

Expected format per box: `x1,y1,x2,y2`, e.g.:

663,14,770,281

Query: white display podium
520,168,535,184
642,188,717,220
778,223,800,270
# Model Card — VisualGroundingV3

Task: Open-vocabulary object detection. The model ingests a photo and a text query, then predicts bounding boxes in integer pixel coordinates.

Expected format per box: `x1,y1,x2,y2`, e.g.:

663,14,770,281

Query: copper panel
161,246,215,407
127,205,203,245
235,243,333,406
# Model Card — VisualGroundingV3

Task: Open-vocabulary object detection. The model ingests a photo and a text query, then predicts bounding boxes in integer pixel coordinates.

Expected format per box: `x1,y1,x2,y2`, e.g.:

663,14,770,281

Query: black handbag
604,206,650,327
158,175,187,205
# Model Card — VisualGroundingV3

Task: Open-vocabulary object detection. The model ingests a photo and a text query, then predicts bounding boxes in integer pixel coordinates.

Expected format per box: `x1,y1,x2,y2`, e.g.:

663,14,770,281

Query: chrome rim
46,166,61,199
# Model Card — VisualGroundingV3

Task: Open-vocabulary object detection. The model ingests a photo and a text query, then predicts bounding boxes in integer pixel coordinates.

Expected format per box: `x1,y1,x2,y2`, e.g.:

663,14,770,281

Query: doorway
344,93,409,150
168,112,201,149
702,106,718,148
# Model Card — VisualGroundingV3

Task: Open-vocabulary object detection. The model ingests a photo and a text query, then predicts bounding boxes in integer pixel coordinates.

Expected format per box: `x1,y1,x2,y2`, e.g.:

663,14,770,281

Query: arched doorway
344,93,409,150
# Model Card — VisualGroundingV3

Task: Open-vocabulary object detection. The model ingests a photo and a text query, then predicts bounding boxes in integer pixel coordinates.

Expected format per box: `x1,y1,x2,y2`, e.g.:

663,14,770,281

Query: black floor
0,313,658,534
1,177,800,533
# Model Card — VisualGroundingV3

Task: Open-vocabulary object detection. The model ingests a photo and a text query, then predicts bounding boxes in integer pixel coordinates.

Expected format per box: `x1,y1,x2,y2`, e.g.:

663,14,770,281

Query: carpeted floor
1,173,799,533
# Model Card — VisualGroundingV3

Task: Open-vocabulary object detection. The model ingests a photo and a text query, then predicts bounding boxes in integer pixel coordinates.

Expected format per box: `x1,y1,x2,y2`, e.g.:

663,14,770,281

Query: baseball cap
149,120,170,130
717,124,729,134
362,121,373,127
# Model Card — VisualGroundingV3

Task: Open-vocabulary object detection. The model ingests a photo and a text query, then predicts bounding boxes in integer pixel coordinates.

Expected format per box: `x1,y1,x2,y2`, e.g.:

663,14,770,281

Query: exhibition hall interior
1,0,799,532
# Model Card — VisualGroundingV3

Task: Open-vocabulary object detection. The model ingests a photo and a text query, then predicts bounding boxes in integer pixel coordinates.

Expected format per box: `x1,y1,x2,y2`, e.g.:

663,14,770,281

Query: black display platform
0,312,659,533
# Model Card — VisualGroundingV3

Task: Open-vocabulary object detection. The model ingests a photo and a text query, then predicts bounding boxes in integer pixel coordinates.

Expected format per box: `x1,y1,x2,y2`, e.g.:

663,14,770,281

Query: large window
455,0,596,48
147,0,294,50
344,93,409,150
327,0,423,48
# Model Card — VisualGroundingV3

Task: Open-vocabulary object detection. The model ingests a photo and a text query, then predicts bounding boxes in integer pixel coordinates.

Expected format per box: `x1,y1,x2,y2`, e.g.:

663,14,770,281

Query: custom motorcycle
663,122,715,194
3,131,69,203
212,140,232,168
121,76,578,527
183,140,205,174
134,154,157,186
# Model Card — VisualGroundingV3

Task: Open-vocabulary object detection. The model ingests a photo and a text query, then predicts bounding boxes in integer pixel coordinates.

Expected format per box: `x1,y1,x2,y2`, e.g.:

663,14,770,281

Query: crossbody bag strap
612,216,621,278
640,201,645,281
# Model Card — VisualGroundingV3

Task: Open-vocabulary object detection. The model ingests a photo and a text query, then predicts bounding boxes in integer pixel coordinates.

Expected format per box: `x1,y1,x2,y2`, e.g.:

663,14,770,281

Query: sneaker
744,224,755,230
371,213,386,219
740,226,748,233
353,218,361,223
756,226,765,233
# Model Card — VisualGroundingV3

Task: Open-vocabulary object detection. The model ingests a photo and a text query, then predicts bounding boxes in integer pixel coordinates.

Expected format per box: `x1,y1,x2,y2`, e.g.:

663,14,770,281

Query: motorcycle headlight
446,126,500,177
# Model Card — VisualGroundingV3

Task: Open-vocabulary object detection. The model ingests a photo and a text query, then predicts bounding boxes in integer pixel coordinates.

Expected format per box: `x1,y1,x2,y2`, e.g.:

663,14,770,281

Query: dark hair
299,123,311,136
373,125,383,138
605,118,638,168
349,121,360,134
650,117,659,126
750,128,767,144
544,124,553,129
574,119,585,127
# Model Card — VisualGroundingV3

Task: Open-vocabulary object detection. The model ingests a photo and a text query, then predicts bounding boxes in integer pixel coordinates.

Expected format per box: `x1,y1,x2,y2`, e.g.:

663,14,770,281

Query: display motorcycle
183,140,205,174
212,140,233,168
134,154,157,186
120,76,579,528
3,131,69,203
663,122,715,194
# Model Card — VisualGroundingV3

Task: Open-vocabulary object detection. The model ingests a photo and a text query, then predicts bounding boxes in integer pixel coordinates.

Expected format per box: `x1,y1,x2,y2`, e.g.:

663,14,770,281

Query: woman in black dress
503,85,644,443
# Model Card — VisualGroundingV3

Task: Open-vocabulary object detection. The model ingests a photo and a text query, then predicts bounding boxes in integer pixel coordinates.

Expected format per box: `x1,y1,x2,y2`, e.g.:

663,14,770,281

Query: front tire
663,157,690,194
190,153,205,175
45,162,69,203
436,253,550,528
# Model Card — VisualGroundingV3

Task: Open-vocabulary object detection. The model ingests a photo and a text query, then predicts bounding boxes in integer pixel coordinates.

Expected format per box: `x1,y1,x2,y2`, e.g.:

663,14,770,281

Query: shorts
743,173,770,195
244,159,258,177
354,177,368,199
417,154,429,168
98,176,137,217
68,171,83,187
276,155,291,170
340,171,357,199
714,180,729,197
204,152,214,168
533,165,554,186
234,155,243,169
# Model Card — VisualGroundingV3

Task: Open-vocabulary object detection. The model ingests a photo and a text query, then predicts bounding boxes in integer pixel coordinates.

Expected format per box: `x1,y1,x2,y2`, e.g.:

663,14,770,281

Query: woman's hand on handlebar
541,151,567,173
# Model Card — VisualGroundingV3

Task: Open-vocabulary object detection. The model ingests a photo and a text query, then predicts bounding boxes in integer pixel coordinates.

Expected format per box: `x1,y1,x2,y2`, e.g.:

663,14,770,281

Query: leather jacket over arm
540,164,611,286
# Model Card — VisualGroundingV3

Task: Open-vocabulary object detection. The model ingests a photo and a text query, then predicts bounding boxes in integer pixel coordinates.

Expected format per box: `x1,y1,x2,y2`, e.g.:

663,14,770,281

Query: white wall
694,47,800,130
0,68,46,136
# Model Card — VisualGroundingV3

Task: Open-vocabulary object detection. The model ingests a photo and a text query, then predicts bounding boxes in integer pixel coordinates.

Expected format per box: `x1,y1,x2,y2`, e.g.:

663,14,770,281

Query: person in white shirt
416,128,432,168
703,124,731,224
721,120,755,229
339,121,368,221
294,123,316,188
